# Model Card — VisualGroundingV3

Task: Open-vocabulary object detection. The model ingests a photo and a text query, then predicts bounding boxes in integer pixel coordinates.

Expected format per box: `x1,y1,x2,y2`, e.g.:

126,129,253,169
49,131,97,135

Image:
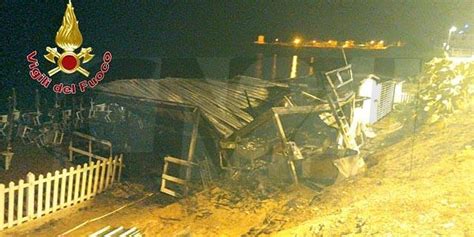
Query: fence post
66,167,74,206
7,182,14,228
104,158,112,188
17,180,24,224
80,163,88,202
60,169,67,208
0,184,4,229
98,160,107,193
87,161,95,199
74,165,81,203
45,173,52,215
36,175,44,218
52,170,60,212
93,160,101,195
26,172,35,220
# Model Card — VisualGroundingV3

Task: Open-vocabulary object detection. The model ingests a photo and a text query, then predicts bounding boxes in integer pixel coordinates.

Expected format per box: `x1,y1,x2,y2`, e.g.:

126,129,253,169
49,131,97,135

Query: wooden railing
0,155,123,230
69,132,113,162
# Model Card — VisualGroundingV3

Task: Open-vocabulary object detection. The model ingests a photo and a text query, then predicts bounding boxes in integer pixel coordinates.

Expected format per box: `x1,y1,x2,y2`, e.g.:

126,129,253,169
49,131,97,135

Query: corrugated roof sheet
96,76,288,138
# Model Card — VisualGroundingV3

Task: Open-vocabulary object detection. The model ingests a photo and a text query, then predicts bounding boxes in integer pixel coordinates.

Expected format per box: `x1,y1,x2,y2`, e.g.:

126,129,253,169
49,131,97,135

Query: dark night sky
0,0,473,104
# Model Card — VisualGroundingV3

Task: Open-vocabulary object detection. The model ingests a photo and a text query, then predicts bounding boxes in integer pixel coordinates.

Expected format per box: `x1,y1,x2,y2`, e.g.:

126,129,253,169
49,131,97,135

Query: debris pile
419,58,474,123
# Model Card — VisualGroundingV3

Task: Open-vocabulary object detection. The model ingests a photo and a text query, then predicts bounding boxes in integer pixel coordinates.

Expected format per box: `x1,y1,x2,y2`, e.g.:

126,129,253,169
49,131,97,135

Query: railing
0,155,123,230
69,132,112,162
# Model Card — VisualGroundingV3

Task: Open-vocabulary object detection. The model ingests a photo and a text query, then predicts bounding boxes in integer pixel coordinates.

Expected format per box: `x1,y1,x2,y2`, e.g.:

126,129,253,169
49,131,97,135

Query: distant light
449,26,457,33
293,38,301,45
465,24,469,28
275,38,279,42
370,40,375,44
312,40,316,43
379,40,384,44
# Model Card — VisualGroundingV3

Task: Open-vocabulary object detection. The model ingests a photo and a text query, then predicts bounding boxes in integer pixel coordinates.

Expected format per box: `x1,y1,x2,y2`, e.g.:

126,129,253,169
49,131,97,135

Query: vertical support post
184,109,200,196
118,155,123,183
88,140,92,163
111,157,117,184
69,139,73,162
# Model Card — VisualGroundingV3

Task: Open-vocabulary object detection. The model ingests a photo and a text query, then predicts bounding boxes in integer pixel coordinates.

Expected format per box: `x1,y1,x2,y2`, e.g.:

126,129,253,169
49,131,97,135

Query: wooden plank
0,184,5,229
52,170,60,211
72,132,112,147
7,182,14,227
44,173,51,214
161,185,180,198
17,180,24,224
89,226,111,237
272,104,329,115
74,165,81,203
26,173,35,220
87,161,95,199
60,169,67,208
80,163,88,201
66,167,74,206
69,147,108,161
160,160,170,195
162,174,187,185
273,113,288,144
36,175,44,217
104,226,124,237
164,156,192,166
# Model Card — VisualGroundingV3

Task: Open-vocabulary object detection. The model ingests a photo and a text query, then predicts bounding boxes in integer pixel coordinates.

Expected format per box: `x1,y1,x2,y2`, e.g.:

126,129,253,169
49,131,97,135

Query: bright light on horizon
293,38,301,45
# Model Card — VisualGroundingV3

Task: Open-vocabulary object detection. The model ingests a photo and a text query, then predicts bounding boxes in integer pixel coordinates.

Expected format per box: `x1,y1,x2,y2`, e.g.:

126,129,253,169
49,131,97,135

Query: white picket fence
0,155,123,230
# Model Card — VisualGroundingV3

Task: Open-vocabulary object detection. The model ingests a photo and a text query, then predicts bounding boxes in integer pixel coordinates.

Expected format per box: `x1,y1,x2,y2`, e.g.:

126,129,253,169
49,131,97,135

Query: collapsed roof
95,76,289,138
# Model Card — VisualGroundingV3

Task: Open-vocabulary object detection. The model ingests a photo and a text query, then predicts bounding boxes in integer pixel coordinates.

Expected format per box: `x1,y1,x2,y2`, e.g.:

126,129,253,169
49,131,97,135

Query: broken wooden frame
160,108,201,198
69,132,113,162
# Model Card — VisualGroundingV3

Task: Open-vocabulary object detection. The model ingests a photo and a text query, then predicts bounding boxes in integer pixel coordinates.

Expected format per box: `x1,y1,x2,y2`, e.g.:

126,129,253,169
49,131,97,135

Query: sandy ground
1,102,473,236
